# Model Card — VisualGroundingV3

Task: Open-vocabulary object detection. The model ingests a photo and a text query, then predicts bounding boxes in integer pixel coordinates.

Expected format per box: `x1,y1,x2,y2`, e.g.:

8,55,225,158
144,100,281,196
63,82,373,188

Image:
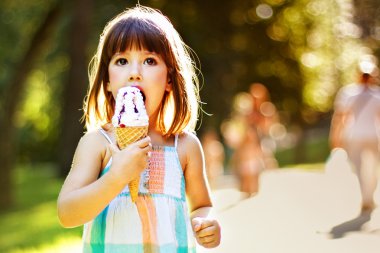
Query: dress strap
99,128,113,144
174,134,179,148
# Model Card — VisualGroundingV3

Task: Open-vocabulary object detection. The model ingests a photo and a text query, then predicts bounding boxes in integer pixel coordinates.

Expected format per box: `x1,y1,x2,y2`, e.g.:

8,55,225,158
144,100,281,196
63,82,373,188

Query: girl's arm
180,132,221,248
57,131,150,228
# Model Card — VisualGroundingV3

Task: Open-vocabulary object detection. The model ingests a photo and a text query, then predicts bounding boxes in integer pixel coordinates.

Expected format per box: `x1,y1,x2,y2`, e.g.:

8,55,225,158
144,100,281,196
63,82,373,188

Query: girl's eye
116,58,127,65
144,58,156,65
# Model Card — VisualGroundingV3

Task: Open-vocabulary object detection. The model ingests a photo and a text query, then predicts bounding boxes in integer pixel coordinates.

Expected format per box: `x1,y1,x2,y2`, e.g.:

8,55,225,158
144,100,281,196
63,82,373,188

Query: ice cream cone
116,125,148,202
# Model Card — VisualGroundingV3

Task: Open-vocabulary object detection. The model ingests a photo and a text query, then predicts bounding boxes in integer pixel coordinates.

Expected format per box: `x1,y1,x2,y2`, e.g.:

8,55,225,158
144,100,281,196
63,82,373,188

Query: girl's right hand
108,136,151,185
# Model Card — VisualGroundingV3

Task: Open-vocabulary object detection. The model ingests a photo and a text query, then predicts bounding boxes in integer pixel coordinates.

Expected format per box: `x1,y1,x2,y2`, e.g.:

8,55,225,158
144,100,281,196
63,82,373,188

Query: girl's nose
128,63,142,81
128,73,142,81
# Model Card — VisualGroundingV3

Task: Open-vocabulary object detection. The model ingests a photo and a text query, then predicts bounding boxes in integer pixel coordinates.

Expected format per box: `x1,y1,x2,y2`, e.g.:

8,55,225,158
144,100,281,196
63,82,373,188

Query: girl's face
108,49,171,119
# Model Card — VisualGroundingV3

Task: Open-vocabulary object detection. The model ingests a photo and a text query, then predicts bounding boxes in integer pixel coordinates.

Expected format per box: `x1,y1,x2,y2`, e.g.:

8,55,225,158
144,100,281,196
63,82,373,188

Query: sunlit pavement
198,165,380,253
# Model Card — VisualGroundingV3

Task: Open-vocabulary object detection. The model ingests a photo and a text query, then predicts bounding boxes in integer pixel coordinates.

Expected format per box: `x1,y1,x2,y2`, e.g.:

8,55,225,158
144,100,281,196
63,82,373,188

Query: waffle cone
116,125,148,202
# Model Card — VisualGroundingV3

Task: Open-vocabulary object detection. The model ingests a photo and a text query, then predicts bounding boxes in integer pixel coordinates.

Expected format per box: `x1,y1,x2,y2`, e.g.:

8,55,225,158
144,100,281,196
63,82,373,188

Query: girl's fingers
133,136,151,149
192,218,215,232
200,240,219,248
198,235,215,244
192,218,221,247
196,232,220,248
196,225,217,238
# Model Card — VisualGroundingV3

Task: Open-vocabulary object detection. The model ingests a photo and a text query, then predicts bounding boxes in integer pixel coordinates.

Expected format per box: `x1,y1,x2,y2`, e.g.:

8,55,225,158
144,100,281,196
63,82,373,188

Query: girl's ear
165,78,172,92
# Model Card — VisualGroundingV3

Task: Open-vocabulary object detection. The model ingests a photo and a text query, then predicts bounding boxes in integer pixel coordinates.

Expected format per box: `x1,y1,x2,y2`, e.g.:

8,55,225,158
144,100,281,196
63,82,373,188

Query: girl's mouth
132,85,146,102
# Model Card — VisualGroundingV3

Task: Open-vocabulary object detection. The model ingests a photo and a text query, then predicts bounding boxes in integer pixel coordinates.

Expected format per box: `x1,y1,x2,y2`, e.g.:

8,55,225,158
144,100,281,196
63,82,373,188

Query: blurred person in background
330,55,380,212
231,126,265,196
225,83,279,197
247,83,279,169
201,129,225,189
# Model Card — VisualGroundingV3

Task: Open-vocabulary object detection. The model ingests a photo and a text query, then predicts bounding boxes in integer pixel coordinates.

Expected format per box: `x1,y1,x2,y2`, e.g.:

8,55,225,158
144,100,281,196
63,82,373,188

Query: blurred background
1,0,380,252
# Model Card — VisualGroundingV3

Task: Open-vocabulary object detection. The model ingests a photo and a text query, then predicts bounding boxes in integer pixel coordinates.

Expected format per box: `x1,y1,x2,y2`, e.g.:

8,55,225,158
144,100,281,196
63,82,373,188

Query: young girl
57,5,221,252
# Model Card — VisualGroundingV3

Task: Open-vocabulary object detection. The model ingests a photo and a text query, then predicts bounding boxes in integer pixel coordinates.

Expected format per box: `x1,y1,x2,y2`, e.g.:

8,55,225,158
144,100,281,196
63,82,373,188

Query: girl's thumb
191,217,203,232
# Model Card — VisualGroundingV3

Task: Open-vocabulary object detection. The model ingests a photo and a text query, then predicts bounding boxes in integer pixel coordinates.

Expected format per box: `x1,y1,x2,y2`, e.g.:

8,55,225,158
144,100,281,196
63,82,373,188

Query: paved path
198,165,380,253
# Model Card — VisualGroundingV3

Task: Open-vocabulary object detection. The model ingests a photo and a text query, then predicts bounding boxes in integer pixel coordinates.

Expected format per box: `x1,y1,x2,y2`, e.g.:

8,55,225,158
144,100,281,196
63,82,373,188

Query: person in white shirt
330,57,380,212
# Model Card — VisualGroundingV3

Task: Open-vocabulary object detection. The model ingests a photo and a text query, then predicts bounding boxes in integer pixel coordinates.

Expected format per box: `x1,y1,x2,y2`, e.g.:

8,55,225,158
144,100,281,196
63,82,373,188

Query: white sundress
82,129,196,253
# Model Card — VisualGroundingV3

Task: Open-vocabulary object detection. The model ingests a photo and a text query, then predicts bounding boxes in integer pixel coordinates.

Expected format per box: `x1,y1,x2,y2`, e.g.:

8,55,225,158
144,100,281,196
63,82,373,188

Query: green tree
58,0,93,177
0,1,62,208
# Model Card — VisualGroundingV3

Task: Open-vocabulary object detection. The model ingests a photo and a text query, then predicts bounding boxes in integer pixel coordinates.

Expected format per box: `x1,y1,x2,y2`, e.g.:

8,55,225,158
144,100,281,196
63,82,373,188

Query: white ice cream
112,86,149,127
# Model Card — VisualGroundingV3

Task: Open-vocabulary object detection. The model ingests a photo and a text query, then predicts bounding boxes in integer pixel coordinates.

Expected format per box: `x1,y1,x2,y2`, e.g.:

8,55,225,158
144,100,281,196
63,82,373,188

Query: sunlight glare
256,4,273,19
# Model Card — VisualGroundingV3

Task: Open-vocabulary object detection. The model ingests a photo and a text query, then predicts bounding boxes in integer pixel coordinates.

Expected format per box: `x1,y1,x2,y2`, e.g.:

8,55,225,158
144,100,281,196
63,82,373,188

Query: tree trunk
0,4,61,209
58,0,93,177
0,120,15,208
353,0,377,38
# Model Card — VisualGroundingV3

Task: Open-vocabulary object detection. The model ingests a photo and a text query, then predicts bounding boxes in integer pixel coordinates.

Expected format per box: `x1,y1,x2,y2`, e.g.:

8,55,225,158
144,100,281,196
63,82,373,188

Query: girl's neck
148,126,175,147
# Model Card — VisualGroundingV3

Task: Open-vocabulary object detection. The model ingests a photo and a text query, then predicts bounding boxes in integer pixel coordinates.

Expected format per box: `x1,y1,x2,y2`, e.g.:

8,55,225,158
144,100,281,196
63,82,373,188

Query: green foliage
0,0,56,84
1,0,380,165
0,0,68,163
0,164,82,252
275,133,330,167
15,56,69,162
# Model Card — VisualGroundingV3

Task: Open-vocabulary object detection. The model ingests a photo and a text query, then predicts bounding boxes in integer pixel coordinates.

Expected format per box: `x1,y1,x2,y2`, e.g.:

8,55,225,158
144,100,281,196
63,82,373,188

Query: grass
0,164,82,253
275,135,330,168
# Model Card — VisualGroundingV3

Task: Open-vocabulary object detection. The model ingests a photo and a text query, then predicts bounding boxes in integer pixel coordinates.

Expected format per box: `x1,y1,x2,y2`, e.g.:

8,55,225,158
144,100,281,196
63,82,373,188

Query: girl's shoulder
178,131,202,149
78,128,111,158
177,132,206,183
78,128,113,169
177,131,204,167
81,128,110,144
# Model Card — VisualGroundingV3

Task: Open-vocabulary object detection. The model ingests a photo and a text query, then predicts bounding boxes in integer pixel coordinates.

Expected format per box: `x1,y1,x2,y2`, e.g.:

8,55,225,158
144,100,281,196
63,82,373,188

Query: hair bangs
105,18,168,60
